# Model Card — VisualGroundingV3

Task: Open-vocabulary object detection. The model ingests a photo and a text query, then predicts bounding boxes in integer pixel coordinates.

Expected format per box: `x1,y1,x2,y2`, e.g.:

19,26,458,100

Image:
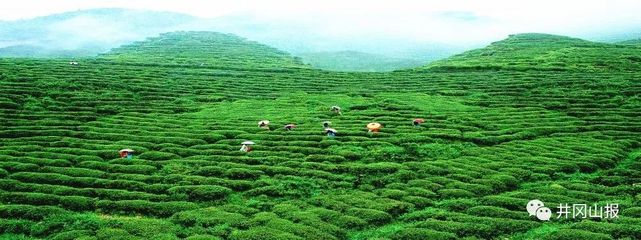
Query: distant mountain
0,8,467,66
420,33,641,71
0,8,200,57
101,31,308,69
617,38,641,45
298,51,426,72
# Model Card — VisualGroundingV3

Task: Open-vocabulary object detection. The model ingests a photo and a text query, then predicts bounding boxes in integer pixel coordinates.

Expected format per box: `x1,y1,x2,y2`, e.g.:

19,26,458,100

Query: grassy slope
0,31,640,239
421,33,641,72
101,31,310,69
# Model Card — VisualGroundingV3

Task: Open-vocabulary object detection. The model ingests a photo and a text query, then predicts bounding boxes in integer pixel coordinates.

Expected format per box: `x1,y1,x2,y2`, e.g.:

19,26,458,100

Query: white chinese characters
527,200,619,221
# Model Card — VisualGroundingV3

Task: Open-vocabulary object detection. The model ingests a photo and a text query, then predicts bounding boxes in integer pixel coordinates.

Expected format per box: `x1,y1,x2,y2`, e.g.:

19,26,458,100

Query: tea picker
258,120,270,130
322,121,331,128
325,128,337,138
413,118,425,127
284,124,296,131
119,149,134,159
330,106,342,115
367,122,382,133
240,141,255,152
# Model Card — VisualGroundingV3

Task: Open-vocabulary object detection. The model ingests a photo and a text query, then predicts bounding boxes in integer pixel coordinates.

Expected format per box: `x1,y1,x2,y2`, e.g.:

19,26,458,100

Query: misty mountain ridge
1,8,641,72
0,8,198,55
0,8,469,70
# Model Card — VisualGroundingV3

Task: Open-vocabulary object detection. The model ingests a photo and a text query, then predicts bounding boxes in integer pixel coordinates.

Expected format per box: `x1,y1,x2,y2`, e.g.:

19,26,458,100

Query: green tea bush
59,196,95,211
413,219,493,239
112,217,180,239
361,162,404,174
189,185,233,201
96,200,198,217
478,196,525,211
446,182,493,196
0,192,61,206
159,163,194,175
333,215,367,229
390,228,457,240
328,145,366,160
272,207,345,238
437,188,476,199
185,235,222,240
229,227,302,240
161,147,201,157
246,212,336,240
435,198,479,212
406,187,438,198
459,217,539,236
40,166,106,178
202,134,226,144
305,155,347,163
139,151,180,161
224,168,263,180
50,230,95,240
571,221,641,239
377,189,408,200
0,219,32,235
0,205,67,221
171,207,246,228
345,208,392,225
542,229,612,240
95,179,147,192
95,228,140,240
402,196,433,209
407,179,443,192
622,207,641,218
365,145,408,162
416,143,471,159
465,206,527,220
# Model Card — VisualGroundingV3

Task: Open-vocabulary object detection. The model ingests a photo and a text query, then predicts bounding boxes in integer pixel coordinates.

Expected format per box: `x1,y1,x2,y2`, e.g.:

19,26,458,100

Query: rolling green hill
101,31,309,69
0,31,640,240
618,38,641,45
423,33,641,71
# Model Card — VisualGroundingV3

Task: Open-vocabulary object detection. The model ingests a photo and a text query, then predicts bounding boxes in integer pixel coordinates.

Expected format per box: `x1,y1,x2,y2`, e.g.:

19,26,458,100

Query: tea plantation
0,31,640,239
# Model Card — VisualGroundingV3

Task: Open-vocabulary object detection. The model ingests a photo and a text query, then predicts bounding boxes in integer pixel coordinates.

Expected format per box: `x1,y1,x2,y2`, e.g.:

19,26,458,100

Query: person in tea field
284,124,296,131
322,121,331,128
331,106,342,115
119,149,134,159
413,118,425,127
240,141,255,152
258,120,270,130
367,122,382,133
325,128,337,138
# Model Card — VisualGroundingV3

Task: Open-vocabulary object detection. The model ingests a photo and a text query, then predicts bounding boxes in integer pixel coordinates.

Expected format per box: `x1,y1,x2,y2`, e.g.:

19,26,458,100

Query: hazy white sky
1,0,640,45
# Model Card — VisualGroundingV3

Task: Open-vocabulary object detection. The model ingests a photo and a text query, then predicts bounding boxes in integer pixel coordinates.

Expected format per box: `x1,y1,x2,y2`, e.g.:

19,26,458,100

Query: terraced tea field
0,32,640,239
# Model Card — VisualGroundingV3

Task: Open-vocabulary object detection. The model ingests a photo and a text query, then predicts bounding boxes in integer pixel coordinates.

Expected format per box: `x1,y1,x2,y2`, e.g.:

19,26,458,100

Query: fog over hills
1,8,640,71
0,9,199,56
0,9,460,63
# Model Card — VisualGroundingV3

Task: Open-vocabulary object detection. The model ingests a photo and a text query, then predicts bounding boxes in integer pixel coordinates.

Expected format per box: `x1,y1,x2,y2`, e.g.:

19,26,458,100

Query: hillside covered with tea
0,31,640,240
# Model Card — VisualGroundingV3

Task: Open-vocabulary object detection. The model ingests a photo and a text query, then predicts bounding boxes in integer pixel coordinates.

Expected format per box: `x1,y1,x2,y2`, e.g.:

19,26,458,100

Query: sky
1,0,640,56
